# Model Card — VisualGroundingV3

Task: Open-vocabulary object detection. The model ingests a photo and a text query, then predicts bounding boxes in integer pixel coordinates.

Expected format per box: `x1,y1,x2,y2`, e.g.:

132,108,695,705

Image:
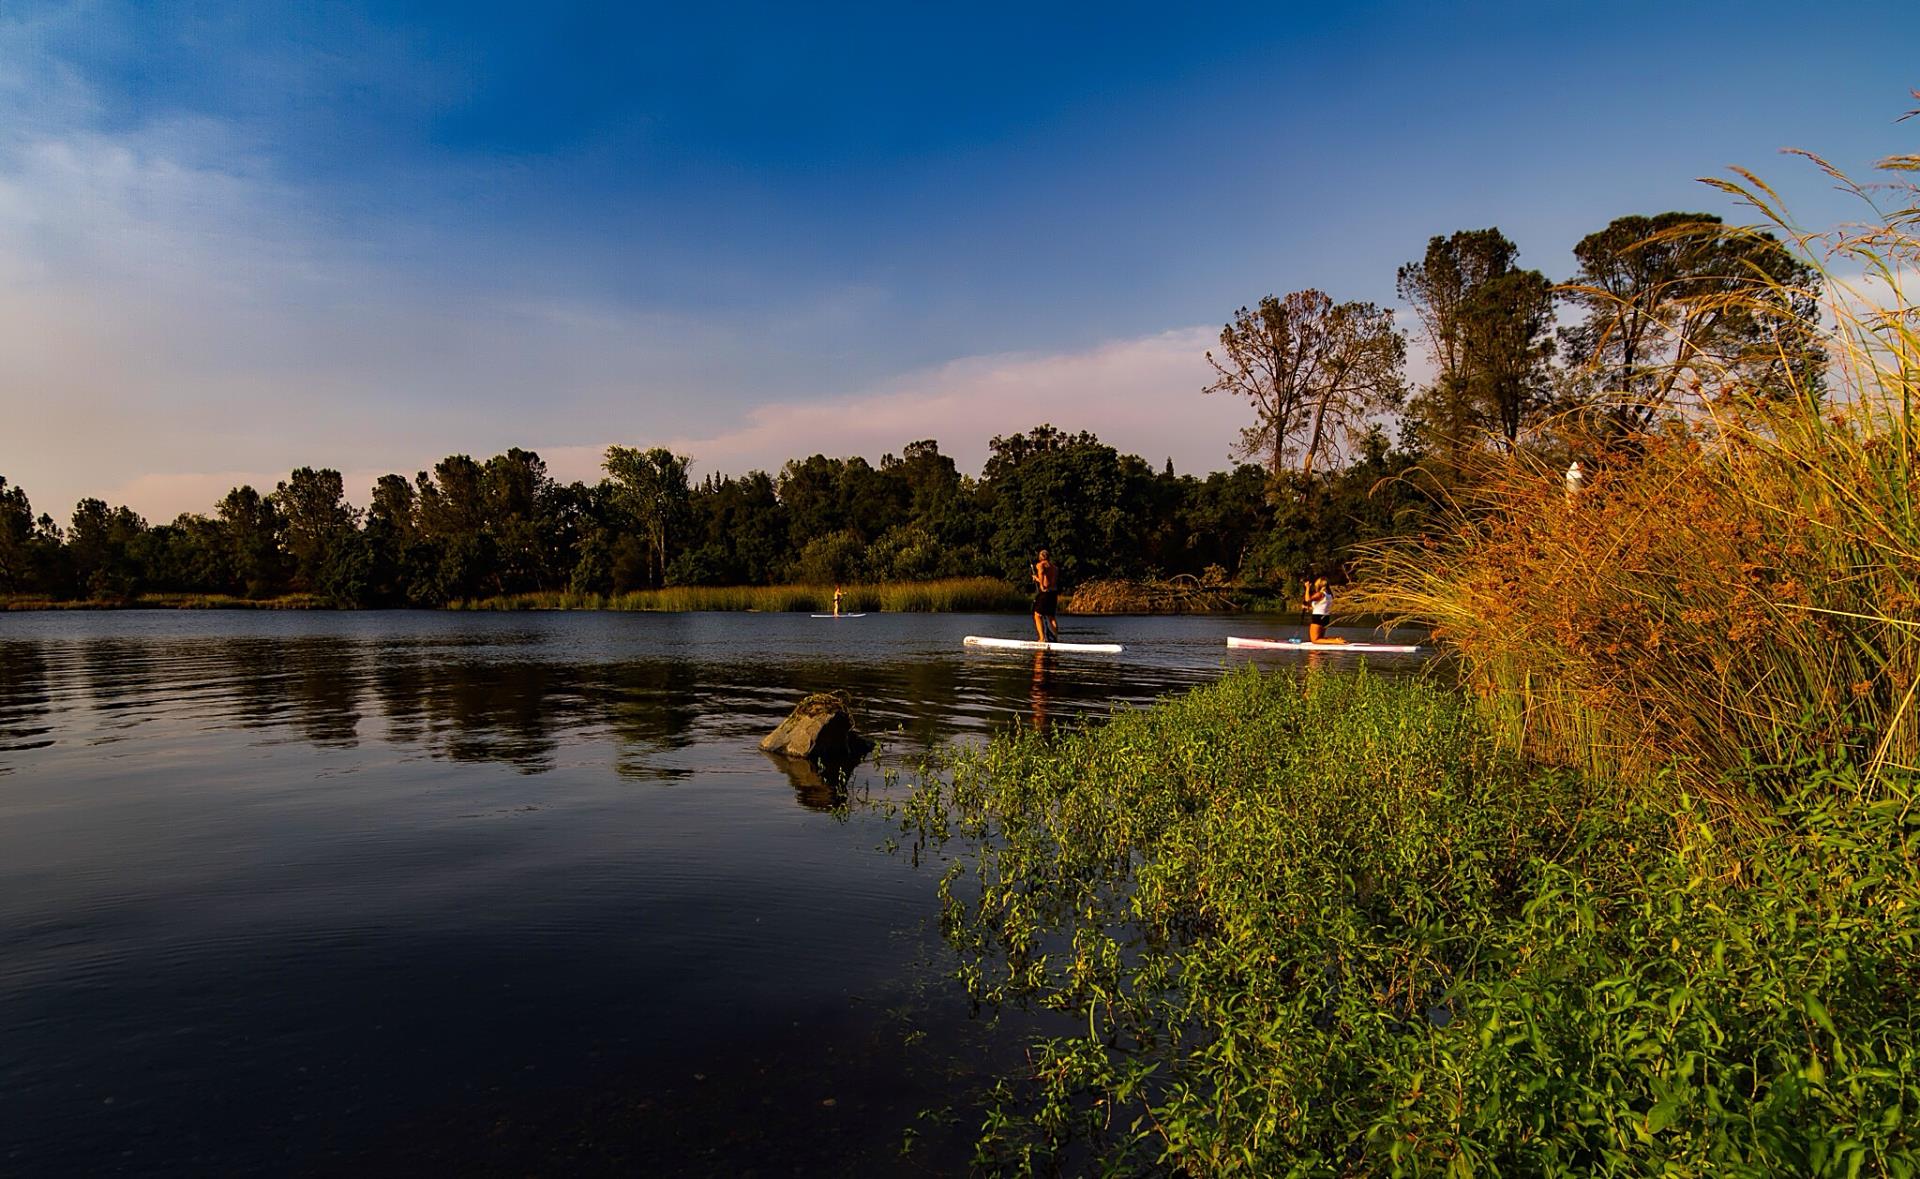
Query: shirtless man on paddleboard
1032,550,1060,644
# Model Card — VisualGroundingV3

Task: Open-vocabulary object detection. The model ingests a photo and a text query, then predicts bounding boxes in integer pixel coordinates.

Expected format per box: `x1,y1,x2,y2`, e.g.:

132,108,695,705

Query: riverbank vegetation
451,577,1027,614
0,591,329,611
897,670,1919,1174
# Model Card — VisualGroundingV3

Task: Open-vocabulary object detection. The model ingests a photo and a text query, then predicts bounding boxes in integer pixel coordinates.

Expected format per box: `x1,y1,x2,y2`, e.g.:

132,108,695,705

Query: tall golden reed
1357,138,1920,798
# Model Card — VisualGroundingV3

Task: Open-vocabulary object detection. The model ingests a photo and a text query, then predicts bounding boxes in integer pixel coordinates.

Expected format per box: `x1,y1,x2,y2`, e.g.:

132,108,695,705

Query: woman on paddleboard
1032,549,1060,644
1303,577,1345,644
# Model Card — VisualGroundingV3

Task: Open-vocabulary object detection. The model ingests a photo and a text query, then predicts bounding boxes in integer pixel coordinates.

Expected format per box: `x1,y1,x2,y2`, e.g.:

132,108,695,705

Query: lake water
0,610,1421,1175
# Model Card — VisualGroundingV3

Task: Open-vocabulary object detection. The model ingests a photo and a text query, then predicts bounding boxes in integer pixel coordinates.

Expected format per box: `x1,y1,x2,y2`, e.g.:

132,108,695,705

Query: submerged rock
760,692,873,762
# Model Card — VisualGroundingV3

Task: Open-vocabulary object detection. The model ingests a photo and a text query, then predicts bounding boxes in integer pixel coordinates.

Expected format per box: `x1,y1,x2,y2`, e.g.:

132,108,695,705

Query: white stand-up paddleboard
964,635,1124,654
810,613,868,618
1227,636,1422,654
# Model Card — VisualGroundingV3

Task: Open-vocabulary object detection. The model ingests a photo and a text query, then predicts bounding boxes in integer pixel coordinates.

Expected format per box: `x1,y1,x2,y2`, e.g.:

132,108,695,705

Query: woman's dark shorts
1033,590,1059,617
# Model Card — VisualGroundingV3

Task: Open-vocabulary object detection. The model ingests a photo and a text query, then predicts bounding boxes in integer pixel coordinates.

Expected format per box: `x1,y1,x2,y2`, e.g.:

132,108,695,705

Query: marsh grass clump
1063,571,1240,614
1356,149,1920,798
901,669,1920,1174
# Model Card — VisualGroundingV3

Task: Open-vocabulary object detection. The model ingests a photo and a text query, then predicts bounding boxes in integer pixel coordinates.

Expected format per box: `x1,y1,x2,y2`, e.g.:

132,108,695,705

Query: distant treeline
0,427,1426,607
0,209,1819,608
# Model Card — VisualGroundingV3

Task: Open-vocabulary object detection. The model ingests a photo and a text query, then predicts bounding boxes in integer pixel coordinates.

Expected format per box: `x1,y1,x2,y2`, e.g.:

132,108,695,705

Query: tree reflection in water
0,619,1251,799
0,641,52,766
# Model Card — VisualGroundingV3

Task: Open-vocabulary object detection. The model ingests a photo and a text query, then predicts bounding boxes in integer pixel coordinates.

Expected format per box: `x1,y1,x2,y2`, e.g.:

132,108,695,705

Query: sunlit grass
453,576,1026,613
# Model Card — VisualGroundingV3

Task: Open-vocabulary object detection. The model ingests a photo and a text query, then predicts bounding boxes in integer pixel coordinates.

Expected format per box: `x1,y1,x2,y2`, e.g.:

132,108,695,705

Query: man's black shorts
1033,590,1058,618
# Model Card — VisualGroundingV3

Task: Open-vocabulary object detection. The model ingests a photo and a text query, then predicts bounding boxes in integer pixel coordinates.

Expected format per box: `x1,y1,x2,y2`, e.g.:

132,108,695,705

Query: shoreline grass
2,592,328,611
450,577,1029,614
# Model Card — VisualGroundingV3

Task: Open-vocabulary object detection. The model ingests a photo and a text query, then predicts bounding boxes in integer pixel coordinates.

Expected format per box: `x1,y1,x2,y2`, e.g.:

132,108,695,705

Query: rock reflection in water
760,749,856,811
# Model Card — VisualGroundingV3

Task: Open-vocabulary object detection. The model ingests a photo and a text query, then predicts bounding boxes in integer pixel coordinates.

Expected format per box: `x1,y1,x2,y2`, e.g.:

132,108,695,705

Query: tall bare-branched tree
1204,290,1405,479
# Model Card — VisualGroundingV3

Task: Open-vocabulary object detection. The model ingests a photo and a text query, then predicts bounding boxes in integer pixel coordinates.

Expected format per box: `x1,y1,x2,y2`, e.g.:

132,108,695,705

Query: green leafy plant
896,670,1920,1175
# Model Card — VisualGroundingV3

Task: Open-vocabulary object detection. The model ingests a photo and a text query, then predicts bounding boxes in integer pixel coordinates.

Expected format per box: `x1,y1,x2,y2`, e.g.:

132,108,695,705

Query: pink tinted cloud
641,326,1253,479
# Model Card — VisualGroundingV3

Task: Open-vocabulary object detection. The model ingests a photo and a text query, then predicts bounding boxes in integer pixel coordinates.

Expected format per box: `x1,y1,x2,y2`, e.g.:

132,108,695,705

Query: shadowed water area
0,611,1421,1175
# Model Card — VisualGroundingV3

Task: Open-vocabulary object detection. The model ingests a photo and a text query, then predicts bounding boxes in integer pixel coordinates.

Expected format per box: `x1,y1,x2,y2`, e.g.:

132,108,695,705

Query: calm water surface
0,610,1419,1175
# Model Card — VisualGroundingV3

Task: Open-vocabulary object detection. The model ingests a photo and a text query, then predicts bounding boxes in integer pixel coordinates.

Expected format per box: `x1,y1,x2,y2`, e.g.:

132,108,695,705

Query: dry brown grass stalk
1356,141,1920,801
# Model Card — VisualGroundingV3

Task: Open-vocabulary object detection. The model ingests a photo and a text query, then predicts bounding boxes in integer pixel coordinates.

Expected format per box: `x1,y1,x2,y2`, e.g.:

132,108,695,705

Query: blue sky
1,0,1915,519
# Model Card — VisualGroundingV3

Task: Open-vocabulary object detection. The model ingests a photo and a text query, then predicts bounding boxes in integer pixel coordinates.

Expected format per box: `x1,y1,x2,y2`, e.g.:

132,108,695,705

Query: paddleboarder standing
1032,549,1060,644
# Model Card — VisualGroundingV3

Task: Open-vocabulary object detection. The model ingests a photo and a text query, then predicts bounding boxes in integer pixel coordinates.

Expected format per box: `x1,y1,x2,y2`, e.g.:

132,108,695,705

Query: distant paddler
832,585,843,617
1303,576,1347,644
1031,549,1060,644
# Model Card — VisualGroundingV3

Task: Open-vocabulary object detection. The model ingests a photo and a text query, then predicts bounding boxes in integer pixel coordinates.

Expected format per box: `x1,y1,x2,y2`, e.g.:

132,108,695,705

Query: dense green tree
1176,464,1269,578
980,426,1157,583
863,524,944,581
483,448,554,593
1560,212,1823,434
671,471,786,586
884,440,963,522
794,529,866,584
67,498,148,600
536,479,597,592
1242,427,1426,588
1397,229,1556,459
414,456,497,601
1204,291,1407,478
775,455,851,552
363,474,421,605
603,446,691,588
0,476,34,593
144,513,236,593
416,456,487,542
217,485,287,598
318,528,376,607
272,467,359,592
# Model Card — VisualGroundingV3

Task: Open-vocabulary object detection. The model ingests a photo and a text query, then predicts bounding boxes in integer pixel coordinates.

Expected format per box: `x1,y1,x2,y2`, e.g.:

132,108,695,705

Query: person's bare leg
1034,612,1047,643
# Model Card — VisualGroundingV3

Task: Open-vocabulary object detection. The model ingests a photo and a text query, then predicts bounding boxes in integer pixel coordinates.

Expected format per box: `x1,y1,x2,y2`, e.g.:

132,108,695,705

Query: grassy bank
451,577,1028,613
896,669,1919,1174
2,592,327,611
